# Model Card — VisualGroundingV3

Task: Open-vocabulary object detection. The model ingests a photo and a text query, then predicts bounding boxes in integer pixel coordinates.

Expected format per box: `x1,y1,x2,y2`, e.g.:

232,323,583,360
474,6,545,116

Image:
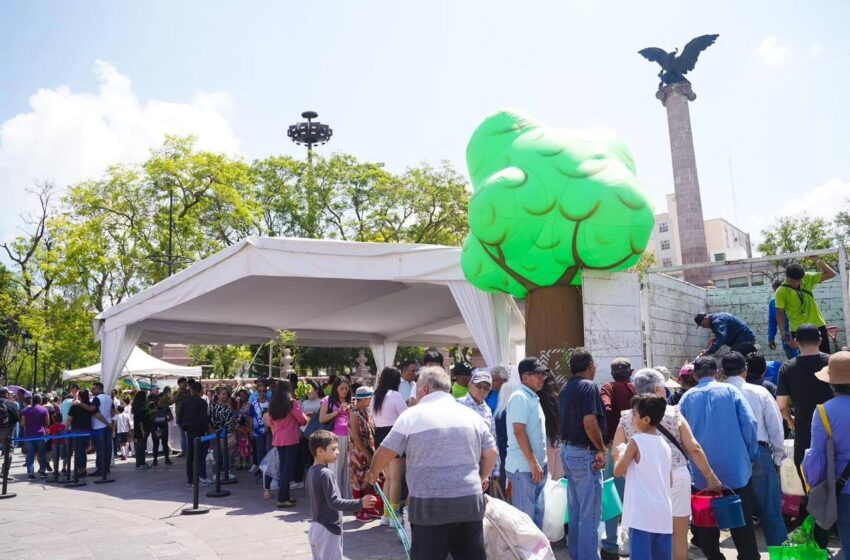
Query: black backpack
0,401,11,429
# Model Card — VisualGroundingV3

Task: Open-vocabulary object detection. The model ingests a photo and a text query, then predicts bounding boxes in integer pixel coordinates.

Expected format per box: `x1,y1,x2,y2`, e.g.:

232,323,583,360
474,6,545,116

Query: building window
661,240,670,251
751,276,764,286
713,278,727,288
714,253,726,262
728,276,749,288
662,258,673,267
658,223,669,233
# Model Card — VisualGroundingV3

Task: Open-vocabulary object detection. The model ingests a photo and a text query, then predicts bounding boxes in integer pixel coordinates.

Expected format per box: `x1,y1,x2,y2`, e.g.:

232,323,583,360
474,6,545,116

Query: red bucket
782,494,803,517
691,490,720,528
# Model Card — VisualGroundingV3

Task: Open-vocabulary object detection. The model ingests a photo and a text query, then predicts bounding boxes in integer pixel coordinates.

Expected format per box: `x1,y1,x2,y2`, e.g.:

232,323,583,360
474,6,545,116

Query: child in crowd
114,405,131,460
236,412,253,470
306,430,377,560
614,394,674,560
46,411,67,475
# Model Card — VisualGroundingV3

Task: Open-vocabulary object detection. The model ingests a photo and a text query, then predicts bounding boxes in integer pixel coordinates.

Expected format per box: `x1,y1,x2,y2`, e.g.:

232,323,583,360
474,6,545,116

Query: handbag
806,404,850,530
302,401,336,438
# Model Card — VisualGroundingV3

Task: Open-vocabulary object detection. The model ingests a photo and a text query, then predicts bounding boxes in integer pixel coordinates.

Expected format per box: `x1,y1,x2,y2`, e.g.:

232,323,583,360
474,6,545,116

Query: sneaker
186,481,193,486
601,550,620,560
249,465,259,474
136,464,152,470
38,471,47,479
289,481,305,490
276,500,297,508
27,473,36,480
200,478,213,486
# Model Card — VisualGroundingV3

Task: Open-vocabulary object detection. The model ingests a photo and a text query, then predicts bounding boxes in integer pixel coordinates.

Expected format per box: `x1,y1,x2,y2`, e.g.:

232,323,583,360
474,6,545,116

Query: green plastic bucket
602,478,623,520
561,479,569,523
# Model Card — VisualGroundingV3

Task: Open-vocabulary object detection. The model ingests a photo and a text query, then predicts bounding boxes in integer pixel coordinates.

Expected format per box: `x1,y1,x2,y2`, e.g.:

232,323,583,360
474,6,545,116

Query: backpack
0,401,10,429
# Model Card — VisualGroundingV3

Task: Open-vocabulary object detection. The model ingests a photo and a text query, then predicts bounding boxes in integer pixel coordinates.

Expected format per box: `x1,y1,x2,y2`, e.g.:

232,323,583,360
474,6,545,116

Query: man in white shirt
91,382,116,476
722,352,787,546
398,361,418,405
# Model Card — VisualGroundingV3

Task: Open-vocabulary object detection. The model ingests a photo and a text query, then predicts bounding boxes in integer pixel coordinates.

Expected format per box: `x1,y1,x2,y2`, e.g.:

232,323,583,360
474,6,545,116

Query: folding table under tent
92,237,525,392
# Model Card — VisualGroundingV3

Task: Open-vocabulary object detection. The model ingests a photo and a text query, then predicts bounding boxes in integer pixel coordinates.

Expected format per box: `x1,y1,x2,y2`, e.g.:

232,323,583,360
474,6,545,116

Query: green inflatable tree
461,110,654,362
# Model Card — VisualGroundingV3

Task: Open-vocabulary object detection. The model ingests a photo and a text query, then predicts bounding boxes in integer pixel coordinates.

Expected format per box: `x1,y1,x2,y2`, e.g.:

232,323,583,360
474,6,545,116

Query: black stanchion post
94,430,115,485
182,437,209,515
221,428,237,486
0,435,16,499
64,433,86,488
206,430,230,498
44,435,61,484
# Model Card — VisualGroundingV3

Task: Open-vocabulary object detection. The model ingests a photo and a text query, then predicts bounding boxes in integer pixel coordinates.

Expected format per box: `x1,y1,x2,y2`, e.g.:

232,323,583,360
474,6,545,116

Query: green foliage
1,136,471,386
757,214,838,268
461,110,655,298
294,381,311,400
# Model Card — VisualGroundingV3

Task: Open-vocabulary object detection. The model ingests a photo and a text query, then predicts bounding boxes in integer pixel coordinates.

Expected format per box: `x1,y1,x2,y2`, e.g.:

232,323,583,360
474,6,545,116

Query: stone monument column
656,82,711,286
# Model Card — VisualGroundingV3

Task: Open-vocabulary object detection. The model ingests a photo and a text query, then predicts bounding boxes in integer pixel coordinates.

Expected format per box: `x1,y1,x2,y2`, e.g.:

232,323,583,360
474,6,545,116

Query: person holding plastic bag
802,351,850,558
265,380,307,508
613,368,721,560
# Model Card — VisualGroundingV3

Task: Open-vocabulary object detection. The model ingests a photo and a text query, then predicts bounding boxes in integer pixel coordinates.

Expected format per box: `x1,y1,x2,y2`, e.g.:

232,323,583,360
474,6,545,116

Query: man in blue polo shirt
506,357,548,529
679,357,759,560
560,348,607,560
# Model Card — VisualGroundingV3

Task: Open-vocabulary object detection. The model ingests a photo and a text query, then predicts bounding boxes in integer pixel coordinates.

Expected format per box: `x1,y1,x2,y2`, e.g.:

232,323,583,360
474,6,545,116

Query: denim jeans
629,528,672,560
254,432,268,468
838,492,850,560
265,444,298,501
508,465,548,529
25,439,48,474
602,448,626,553
180,429,188,455
92,427,112,474
750,446,787,546
563,445,602,560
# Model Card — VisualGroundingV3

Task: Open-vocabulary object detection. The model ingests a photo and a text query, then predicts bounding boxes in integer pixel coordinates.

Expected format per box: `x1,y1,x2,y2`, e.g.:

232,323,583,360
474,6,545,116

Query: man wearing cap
722,352,787,546
600,358,635,558
458,370,499,488
506,357,548,529
695,312,757,357
802,351,850,556
679,357,759,560
775,260,836,355
559,348,607,560
486,366,509,414
769,278,799,360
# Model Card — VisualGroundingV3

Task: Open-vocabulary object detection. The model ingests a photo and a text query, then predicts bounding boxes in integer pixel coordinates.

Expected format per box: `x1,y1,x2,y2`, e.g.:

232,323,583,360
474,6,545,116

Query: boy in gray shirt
307,430,377,560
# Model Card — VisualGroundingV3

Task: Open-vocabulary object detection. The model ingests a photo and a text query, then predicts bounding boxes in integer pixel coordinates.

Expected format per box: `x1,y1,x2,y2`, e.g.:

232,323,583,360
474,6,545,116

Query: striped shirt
381,390,495,526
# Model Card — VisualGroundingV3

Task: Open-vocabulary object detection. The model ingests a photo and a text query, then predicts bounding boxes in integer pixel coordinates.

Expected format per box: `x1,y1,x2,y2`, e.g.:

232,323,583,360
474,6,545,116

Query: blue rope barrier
13,431,93,444
199,432,218,442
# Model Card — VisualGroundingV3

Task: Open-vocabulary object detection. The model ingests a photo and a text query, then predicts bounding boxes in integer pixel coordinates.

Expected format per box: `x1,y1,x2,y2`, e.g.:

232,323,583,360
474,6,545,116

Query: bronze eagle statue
639,34,719,89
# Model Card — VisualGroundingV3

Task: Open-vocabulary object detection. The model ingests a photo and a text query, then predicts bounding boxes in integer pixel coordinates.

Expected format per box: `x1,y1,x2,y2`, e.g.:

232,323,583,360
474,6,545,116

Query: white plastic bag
259,446,279,481
542,478,567,542
484,495,556,560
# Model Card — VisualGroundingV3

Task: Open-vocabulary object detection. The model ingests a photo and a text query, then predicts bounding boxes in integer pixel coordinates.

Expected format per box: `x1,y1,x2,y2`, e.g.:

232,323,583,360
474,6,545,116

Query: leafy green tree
757,214,837,268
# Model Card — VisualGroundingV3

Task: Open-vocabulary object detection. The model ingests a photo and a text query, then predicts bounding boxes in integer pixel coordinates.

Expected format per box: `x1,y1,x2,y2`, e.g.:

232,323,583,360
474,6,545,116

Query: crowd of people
1,259,848,560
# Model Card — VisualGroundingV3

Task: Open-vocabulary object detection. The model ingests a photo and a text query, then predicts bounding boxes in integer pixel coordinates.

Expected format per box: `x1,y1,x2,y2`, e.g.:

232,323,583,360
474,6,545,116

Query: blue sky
1,0,849,246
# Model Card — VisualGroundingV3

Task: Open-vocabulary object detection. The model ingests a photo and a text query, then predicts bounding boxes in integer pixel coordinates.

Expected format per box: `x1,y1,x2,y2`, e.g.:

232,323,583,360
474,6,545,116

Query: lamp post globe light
287,111,332,157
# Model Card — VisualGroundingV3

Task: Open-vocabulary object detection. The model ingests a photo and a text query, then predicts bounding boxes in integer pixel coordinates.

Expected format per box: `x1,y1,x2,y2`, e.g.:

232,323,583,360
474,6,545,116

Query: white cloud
755,35,790,69
808,42,825,58
778,178,850,221
0,60,240,239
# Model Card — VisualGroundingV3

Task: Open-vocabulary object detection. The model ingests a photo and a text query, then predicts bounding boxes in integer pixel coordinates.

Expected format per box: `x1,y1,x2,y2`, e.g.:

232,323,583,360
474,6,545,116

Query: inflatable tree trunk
461,110,654,372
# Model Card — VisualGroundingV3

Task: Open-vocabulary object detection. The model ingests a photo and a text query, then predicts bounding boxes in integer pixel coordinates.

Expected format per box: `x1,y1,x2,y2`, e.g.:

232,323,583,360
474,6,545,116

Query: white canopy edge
63,346,201,382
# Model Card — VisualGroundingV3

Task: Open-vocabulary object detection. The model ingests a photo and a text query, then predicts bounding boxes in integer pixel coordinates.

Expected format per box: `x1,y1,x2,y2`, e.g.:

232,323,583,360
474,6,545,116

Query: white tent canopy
63,346,201,382
93,237,525,391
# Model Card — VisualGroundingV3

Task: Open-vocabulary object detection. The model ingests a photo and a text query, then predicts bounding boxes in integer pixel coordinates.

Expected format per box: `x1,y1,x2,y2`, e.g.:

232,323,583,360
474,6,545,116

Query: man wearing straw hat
678,357,760,560
802,350,850,557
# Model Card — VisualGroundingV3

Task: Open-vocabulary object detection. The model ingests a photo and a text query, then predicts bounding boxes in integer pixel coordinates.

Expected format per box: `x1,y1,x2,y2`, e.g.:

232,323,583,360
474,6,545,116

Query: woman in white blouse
370,366,408,525
612,368,721,560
